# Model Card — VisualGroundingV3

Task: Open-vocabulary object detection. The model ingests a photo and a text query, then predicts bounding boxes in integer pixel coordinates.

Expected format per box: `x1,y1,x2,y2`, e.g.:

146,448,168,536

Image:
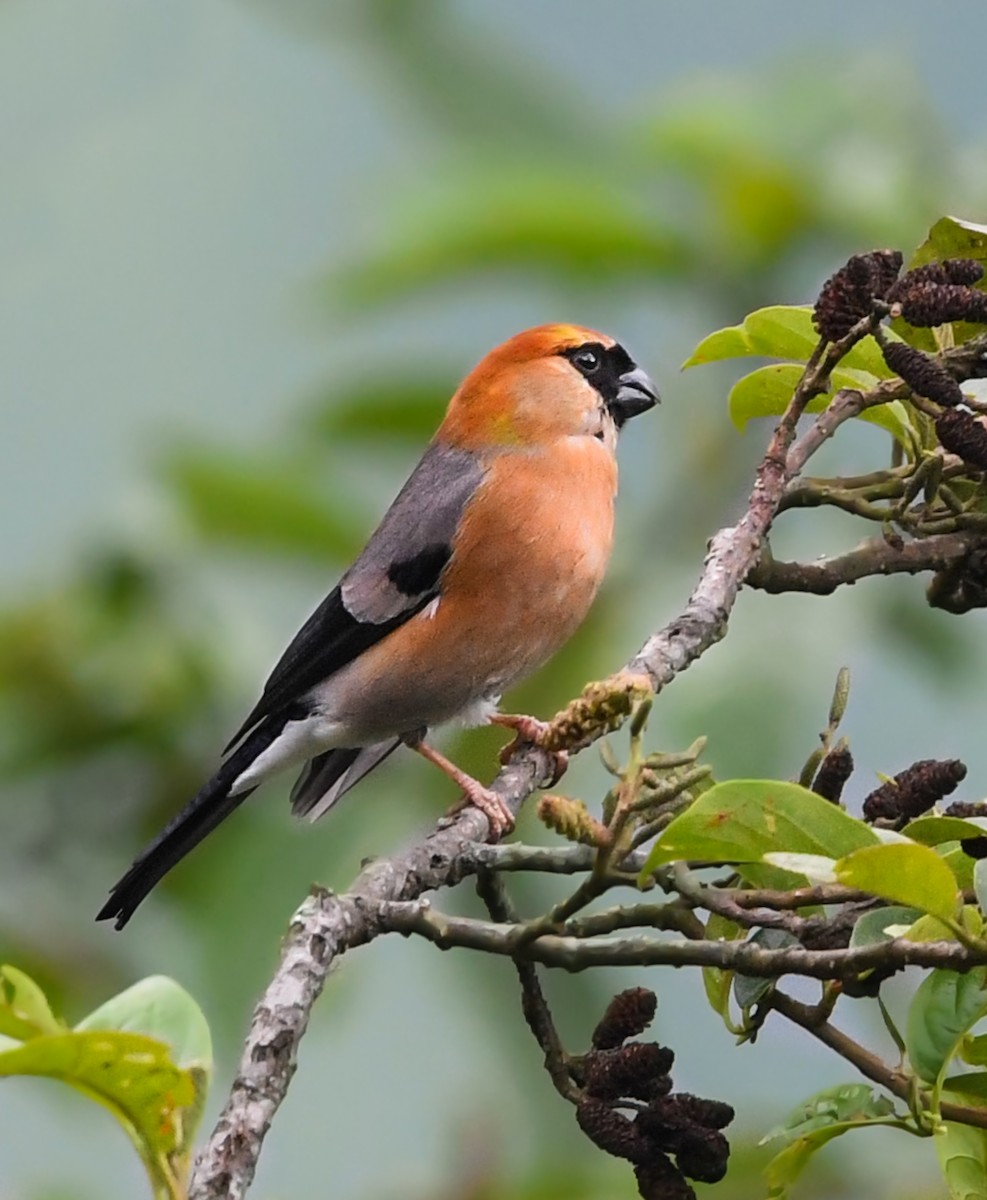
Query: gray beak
610,365,660,427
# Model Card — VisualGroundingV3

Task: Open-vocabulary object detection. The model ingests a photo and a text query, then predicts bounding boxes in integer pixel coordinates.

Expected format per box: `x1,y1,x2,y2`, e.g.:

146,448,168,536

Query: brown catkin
946,801,987,819
812,744,855,804
936,409,987,469
944,258,986,285
881,341,964,407
813,251,901,341
634,1158,696,1200
584,1043,675,1101
592,988,658,1050
899,281,987,327
576,1098,652,1163
862,758,967,823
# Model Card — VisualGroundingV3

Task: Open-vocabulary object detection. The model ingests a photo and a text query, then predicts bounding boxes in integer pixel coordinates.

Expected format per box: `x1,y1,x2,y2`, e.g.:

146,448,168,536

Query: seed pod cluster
880,340,963,407
813,250,903,341
576,988,734,1199
862,758,967,824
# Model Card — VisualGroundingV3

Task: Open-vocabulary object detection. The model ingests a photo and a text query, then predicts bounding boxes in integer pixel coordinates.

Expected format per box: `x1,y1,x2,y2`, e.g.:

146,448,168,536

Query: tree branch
747,532,976,596
378,896,987,978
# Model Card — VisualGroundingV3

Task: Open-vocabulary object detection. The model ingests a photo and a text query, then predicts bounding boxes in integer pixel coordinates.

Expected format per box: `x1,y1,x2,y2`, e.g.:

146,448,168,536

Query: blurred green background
3,1,987,1196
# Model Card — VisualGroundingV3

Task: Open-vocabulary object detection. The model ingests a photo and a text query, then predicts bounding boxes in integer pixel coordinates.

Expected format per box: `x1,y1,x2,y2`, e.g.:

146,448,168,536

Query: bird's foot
490,713,569,784
413,738,515,839
440,780,515,840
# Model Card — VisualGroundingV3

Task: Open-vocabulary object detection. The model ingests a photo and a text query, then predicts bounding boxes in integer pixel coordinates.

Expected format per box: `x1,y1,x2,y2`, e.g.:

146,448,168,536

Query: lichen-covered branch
377,895,987,978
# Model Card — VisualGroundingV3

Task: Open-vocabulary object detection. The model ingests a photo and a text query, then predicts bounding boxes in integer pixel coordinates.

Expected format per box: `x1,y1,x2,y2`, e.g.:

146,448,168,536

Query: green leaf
0,964,64,1041
848,906,923,949
0,1029,196,1199
943,1072,987,1104
936,1114,987,1200
762,1083,898,1198
641,779,878,876
904,816,987,847
946,846,977,891
763,1082,896,1144
906,968,987,1085
960,1034,987,1067
165,448,356,562
77,975,212,1074
727,363,913,444
683,305,891,374
701,912,746,1034
835,843,959,922
682,323,752,367
0,973,212,1199
910,215,987,272
976,860,987,917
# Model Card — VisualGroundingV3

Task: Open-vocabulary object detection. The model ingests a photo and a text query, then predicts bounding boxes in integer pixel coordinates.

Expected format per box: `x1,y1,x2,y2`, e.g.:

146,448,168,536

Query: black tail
289,739,400,821
97,721,282,929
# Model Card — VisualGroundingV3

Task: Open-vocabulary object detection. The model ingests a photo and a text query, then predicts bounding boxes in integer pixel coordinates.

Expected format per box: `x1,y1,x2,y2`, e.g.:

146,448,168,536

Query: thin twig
475,871,578,1102
770,991,987,1131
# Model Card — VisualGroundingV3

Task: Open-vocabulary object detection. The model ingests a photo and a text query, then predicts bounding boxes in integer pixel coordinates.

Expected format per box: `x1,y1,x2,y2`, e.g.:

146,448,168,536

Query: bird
97,324,658,928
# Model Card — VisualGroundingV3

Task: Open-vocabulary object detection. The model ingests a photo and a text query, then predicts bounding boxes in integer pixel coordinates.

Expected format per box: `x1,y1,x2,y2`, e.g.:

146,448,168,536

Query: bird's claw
441,784,515,840
493,714,568,784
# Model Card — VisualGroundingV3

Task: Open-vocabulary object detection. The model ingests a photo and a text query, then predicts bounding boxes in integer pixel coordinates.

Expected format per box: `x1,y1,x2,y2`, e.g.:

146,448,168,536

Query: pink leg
489,713,568,783
412,740,515,838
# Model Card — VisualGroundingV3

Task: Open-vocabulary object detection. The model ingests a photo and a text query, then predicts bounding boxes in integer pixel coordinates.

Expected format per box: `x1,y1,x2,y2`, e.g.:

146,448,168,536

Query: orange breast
325,436,617,737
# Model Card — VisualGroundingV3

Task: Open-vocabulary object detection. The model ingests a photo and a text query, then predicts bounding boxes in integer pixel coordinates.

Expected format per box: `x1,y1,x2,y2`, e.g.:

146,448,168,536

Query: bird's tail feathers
96,720,283,929
290,739,400,822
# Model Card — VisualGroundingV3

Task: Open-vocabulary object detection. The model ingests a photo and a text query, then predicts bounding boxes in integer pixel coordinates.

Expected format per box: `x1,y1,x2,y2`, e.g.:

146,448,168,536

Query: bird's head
439,324,659,452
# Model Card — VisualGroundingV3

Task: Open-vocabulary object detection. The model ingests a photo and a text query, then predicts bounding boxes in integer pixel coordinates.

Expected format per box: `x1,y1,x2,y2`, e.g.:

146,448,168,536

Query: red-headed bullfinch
98,324,658,927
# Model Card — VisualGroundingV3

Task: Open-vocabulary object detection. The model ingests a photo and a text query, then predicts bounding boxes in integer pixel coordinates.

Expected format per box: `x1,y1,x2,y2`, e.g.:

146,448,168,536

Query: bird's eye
573,348,601,374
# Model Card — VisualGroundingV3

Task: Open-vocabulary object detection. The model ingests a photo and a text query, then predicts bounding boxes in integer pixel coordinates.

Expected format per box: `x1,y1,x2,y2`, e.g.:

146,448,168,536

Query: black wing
224,442,485,750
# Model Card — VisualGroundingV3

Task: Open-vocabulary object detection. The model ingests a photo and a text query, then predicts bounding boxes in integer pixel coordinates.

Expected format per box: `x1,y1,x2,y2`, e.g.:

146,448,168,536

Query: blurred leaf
960,1034,987,1067
334,169,689,309
306,377,449,444
935,1112,987,1200
0,1030,194,1199
0,553,219,775
977,861,987,917
318,0,591,149
641,779,877,874
727,363,913,444
762,1083,898,1198
0,964,64,1040
165,448,355,561
835,843,959,923
76,975,212,1075
906,968,987,1085
0,971,210,1199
